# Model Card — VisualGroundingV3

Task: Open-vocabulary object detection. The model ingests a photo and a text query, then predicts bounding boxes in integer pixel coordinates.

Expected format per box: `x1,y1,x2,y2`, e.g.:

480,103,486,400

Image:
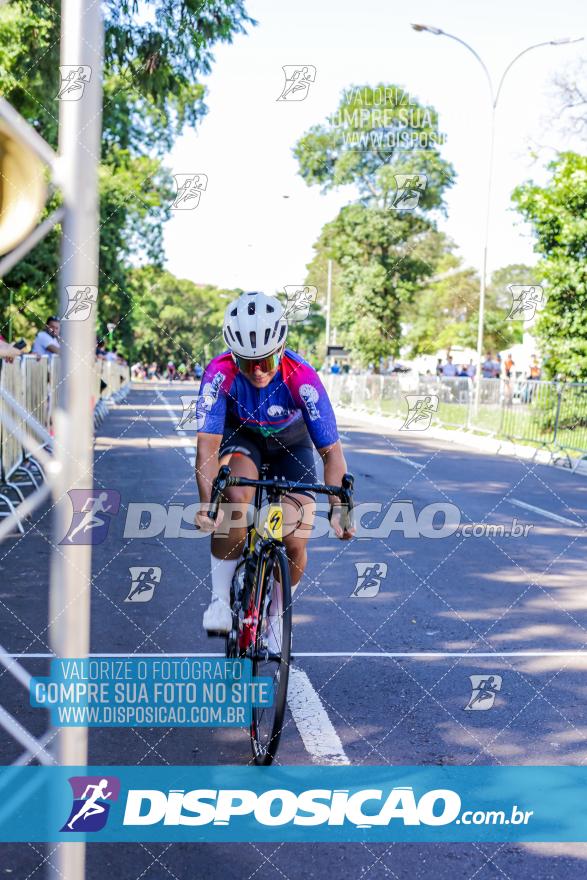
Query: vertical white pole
325,258,332,357
49,1,103,877
474,105,495,414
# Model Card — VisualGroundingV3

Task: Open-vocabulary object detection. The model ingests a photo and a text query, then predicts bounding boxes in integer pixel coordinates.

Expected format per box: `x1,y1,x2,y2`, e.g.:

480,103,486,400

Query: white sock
210,555,238,606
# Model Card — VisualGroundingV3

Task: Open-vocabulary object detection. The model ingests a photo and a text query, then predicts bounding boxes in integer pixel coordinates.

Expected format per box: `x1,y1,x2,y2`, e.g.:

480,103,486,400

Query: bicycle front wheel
250,546,292,765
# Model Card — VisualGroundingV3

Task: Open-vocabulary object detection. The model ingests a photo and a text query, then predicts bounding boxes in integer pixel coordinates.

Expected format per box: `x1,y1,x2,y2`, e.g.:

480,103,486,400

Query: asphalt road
1,380,587,878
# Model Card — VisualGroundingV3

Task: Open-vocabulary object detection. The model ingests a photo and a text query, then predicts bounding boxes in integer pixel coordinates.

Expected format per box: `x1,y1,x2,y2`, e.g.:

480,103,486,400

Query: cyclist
195,291,354,633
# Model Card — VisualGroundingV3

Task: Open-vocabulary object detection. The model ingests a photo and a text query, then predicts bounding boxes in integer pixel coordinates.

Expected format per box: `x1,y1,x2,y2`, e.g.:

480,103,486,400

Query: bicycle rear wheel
250,546,292,765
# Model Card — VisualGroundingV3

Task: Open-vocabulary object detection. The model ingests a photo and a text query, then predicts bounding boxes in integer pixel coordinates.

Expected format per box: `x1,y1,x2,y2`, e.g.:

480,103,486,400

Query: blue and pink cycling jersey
195,349,339,449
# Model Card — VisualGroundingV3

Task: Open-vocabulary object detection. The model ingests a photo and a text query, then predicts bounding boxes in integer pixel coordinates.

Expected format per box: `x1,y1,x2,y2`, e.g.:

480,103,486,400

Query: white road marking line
11,651,587,658
286,666,349,765
509,498,582,527
394,455,422,470
156,389,196,464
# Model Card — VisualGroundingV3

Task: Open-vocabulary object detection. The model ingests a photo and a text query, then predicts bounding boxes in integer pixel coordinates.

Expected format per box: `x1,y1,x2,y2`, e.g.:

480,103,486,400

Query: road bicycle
207,464,354,765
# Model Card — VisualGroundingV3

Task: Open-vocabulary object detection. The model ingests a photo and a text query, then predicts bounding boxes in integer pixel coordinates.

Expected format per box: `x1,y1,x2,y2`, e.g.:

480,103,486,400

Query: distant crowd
131,360,204,382
0,316,128,365
433,352,541,381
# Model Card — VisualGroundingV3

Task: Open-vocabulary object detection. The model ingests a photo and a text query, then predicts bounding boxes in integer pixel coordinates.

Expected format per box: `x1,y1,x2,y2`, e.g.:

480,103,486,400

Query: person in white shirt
31,317,60,356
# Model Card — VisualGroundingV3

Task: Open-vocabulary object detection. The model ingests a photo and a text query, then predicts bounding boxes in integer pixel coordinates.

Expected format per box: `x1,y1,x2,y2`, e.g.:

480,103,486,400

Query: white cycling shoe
203,597,232,634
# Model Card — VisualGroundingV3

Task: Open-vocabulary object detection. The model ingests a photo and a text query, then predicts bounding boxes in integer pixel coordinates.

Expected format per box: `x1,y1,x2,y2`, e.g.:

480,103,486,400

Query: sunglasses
232,349,282,376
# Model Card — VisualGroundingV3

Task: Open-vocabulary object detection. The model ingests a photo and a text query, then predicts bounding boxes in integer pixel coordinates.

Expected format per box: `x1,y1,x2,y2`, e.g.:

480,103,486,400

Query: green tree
128,267,236,365
294,84,455,365
0,0,253,348
513,152,587,379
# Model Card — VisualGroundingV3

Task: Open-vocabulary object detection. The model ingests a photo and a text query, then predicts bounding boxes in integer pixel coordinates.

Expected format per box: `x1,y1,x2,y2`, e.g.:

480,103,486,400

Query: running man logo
391,174,427,210
56,66,91,101
125,566,162,603
465,674,502,711
401,395,439,431
283,286,317,322
351,562,388,598
506,285,544,321
60,490,121,545
172,173,208,210
61,776,120,832
177,395,206,431
277,65,316,101
61,285,98,321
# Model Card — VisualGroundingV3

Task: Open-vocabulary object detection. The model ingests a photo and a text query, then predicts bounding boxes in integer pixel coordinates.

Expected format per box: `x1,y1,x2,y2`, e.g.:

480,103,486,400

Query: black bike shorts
219,421,318,497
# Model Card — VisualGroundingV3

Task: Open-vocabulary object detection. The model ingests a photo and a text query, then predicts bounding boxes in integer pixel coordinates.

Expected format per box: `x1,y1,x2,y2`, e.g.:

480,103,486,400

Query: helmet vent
267,304,274,313
230,308,237,318
235,330,243,347
248,301,256,316
264,328,271,346
226,326,235,342
277,325,286,344
249,331,256,348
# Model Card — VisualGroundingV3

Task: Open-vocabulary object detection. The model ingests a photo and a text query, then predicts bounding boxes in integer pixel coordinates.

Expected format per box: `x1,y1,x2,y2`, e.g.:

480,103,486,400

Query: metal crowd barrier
0,354,130,533
324,373,587,466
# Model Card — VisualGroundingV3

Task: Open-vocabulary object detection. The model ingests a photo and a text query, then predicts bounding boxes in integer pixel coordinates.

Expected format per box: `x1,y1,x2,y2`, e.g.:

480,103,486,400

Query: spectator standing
442,356,457,377
435,358,443,377
32,317,60,357
504,352,515,378
481,353,495,379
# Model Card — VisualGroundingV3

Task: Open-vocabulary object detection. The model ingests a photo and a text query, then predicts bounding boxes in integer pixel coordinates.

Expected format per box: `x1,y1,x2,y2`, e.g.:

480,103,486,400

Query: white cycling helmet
223,291,288,358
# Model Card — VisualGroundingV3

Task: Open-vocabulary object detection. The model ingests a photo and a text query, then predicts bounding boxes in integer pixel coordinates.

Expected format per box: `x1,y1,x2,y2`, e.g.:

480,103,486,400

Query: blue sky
163,0,585,293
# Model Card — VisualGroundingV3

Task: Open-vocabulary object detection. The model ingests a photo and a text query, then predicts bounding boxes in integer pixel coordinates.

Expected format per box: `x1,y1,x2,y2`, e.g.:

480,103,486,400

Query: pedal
205,630,227,639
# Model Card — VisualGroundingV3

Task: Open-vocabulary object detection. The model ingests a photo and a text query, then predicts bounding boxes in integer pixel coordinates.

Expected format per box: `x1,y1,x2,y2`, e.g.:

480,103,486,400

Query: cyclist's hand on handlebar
195,504,224,533
329,504,355,540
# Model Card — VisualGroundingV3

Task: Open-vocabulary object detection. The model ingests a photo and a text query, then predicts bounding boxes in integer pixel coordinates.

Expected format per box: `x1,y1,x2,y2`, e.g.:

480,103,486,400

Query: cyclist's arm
318,440,355,540
195,432,222,505
317,440,348,505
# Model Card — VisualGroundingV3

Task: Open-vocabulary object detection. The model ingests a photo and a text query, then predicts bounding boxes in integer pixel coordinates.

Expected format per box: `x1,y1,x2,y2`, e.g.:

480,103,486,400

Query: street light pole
411,25,582,409
325,258,332,357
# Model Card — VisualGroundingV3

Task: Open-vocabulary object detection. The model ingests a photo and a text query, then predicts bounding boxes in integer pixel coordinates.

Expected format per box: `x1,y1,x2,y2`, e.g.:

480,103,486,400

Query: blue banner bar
0,766,585,842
